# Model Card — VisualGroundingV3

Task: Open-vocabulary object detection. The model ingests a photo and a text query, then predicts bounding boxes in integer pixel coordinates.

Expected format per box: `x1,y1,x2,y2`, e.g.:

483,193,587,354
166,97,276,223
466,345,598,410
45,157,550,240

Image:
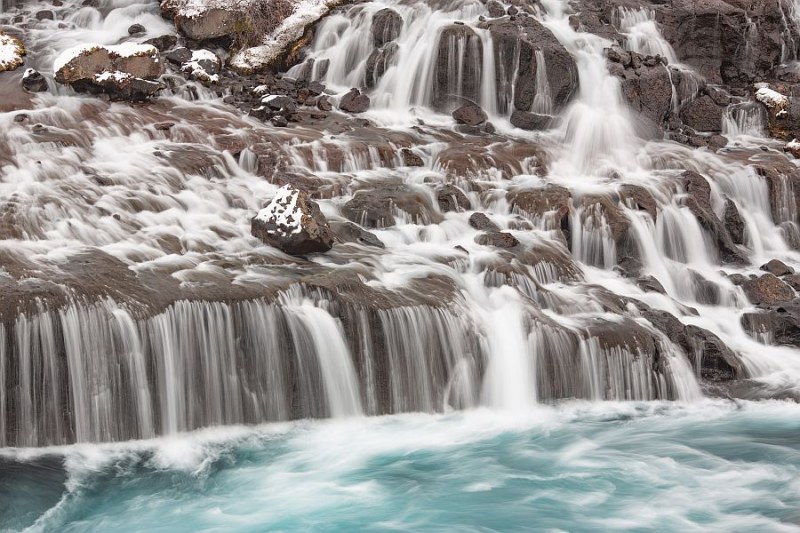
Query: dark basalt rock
469,212,500,232
401,148,424,167
742,299,800,348
339,88,371,113
365,42,398,89
488,16,578,113
371,8,402,47
486,0,504,18
723,199,745,245
510,110,551,131
251,186,334,255
680,95,724,132
742,273,795,305
342,184,442,228
330,220,385,248
619,184,658,221
475,231,519,248
760,259,794,277
452,103,487,126
606,47,673,128
128,23,146,35
433,25,483,109
436,184,470,212
21,69,48,93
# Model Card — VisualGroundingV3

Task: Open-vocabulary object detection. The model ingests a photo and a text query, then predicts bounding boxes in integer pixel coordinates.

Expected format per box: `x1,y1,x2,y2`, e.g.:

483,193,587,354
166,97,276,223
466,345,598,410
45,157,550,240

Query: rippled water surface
2,401,800,532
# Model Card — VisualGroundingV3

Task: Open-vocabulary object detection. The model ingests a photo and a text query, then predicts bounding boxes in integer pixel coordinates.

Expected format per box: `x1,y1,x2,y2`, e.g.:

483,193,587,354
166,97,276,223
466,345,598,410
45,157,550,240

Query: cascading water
3,0,800,528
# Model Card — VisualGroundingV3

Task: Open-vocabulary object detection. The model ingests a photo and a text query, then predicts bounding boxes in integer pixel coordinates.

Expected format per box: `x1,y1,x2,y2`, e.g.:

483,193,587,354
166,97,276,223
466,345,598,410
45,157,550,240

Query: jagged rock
371,8,402,47
144,34,178,51
21,69,47,92
619,184,658,221
741,273,795,305
469,212,500,232
680,95,724,132
637,276,666,294
165,46,192,65
401,148,423,167
452,103,487,126
488,17,578,112
251,184,334,255
53,43,163,100
486,0,504,18
682,170,745,263
607,48,673,127
475,231,519,248
317,95,332,111
0,33,25,73
433,25,483,108
342,184,442,228
365,42,398,88
640,307,745,382
436,185,470,212
128,23,146,35
339,88,370,113
330,220,384,248
723,199,745,245
510,111,551,131
742,299,800,348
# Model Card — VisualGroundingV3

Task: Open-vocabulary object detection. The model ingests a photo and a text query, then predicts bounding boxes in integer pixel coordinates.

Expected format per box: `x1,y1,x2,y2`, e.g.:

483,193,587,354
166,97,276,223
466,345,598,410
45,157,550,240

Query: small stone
760,259,794,277
128,23,146,35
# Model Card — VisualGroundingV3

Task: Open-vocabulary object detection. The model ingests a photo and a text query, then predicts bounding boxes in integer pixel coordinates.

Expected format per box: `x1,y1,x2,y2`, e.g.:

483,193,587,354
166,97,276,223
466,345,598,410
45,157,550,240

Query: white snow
181,50,221,84
95,70,132,83
54,43,158,74
787,139,800,153
0,33,25,72
255,185,304,236
230,0,343,71
755,86,790,117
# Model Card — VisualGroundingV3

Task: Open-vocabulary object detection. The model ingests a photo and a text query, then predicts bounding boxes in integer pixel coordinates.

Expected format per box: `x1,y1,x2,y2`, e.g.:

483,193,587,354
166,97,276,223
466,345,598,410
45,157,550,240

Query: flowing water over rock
2,0,800,526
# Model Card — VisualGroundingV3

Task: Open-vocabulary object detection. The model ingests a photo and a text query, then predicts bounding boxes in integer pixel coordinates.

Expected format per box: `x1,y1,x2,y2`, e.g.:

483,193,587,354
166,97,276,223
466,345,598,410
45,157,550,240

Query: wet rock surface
251,185,335,255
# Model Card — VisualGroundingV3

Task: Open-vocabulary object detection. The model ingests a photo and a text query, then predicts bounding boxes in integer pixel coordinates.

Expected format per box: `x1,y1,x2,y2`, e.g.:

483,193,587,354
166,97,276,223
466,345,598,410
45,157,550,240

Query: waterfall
617,7,678,64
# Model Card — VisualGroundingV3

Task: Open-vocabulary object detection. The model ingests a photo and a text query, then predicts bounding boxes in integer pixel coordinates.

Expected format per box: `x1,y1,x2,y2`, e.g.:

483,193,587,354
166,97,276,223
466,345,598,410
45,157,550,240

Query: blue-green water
2,401,800,532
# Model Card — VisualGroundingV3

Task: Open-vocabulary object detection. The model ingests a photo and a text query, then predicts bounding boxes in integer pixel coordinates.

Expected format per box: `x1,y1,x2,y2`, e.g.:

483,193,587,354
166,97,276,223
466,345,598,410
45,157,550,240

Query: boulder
760,259,794,277
488,17,578,113
452,103,487,126
469,212,500,232
682,170,746,263
181,49,221,85
619,184,658,221
128,23,146,35
606,48,673,128
371,8,402,47
251,184,334,255
401,148,424,167
475,231,519,248
330,220,384,248
342,184,442,228
433,25,483,108
339,88,370,113
53,43,163,100
21,69,47,93
723,199,745,245
486,0,505,18
741,300,800,348
680,95,724,132
365,42,398,88
436,184,470,212
741,273,795,305
161,0,292,45
0,33,25,73
510,111,551,131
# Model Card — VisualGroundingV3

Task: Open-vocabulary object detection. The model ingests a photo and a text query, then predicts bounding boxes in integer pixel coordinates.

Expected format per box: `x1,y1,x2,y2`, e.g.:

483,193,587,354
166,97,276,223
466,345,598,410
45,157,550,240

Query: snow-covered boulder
0,33,26,73
251,185,334,255
231,0,345,72
181,49,221,85
755,85,789,118
53,43,163,100
21,68,47,92
162,0,293,43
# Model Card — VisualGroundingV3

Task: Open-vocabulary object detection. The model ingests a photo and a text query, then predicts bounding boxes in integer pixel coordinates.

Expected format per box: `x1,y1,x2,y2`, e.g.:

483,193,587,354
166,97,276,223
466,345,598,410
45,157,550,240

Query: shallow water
2,400,800,532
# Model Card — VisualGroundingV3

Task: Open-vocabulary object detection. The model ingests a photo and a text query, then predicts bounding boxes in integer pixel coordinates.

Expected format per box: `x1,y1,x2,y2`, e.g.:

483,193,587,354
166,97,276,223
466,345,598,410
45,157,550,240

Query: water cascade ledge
0,286,699,447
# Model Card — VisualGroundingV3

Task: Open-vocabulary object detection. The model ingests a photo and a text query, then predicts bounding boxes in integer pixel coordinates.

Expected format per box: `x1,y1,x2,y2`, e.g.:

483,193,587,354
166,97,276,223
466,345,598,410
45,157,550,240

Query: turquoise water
2,401,800,532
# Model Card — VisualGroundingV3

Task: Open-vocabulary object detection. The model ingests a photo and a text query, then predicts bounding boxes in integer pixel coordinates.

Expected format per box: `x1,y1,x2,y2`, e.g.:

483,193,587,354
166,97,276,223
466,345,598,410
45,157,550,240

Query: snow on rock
162,0,292,43
181,49,221,85
786,139,800,158
251,184,334,255
54,43,162,83
230,0,344,72
53,43,162,100
755,85,790,118
21,68,48,92
0,33,26,73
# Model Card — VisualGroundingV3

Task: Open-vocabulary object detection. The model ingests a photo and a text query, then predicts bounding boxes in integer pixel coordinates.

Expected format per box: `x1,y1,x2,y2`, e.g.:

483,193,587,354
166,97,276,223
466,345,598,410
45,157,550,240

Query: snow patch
54,43,159,74
755,86,790,118
0,33,25,72
181,49,220,84
95,70,133,83
230,0,343,72
255,185,304,236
